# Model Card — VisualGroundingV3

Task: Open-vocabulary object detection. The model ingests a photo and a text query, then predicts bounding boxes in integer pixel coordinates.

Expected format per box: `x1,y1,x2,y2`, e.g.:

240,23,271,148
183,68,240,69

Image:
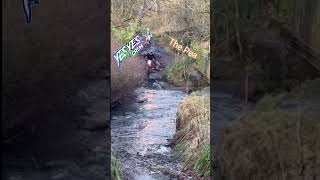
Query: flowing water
111,83,188,179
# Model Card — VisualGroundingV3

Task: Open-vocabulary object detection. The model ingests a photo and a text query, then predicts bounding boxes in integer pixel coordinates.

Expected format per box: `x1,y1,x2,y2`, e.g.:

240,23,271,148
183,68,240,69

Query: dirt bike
147,59,153,75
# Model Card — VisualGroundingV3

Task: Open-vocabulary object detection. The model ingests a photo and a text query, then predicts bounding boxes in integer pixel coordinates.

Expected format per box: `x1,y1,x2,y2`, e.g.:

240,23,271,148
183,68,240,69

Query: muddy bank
111,39,147,105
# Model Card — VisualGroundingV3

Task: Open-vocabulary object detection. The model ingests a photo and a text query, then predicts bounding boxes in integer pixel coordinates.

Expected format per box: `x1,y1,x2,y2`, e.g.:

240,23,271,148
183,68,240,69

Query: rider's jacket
146,54,155,60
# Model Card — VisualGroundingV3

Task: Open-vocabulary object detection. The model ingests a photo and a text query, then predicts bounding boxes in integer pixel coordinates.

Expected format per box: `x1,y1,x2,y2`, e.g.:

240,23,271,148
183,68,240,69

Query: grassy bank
164,41,209,89
175,89,210,177
165,56,194,86
216,79,320,180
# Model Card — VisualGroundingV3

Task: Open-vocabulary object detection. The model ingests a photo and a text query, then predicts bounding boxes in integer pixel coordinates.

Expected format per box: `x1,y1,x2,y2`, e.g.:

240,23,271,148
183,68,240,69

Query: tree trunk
137,0,147,25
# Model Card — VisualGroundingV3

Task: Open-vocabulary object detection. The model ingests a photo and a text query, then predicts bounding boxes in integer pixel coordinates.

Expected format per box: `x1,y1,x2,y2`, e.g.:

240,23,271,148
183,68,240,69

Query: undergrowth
192,42,210,69
165,56,194,86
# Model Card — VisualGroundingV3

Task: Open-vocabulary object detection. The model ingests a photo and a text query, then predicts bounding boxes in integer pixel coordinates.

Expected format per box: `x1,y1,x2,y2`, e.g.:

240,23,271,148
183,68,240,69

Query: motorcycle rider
145,52,156,75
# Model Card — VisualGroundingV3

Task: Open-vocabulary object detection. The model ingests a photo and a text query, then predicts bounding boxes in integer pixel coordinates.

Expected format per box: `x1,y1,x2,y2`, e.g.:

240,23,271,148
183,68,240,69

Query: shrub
165,56,194,86
111,38,146,103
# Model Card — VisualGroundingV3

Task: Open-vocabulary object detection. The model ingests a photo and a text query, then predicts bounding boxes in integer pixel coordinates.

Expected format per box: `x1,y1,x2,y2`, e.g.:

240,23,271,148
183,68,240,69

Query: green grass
111,155,122,180
176,142,210,177
192,42,209,67
194,144,210,177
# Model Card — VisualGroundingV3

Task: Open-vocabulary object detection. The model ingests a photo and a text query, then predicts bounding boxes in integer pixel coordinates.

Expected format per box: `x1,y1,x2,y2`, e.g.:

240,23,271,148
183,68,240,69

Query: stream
111,80,187,179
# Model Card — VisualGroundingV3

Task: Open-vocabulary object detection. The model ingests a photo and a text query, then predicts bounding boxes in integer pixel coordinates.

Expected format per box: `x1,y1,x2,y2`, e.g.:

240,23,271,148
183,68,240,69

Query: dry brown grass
111,38,147,103
175,90,210,176
176,91,210,144
216,79,320,180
